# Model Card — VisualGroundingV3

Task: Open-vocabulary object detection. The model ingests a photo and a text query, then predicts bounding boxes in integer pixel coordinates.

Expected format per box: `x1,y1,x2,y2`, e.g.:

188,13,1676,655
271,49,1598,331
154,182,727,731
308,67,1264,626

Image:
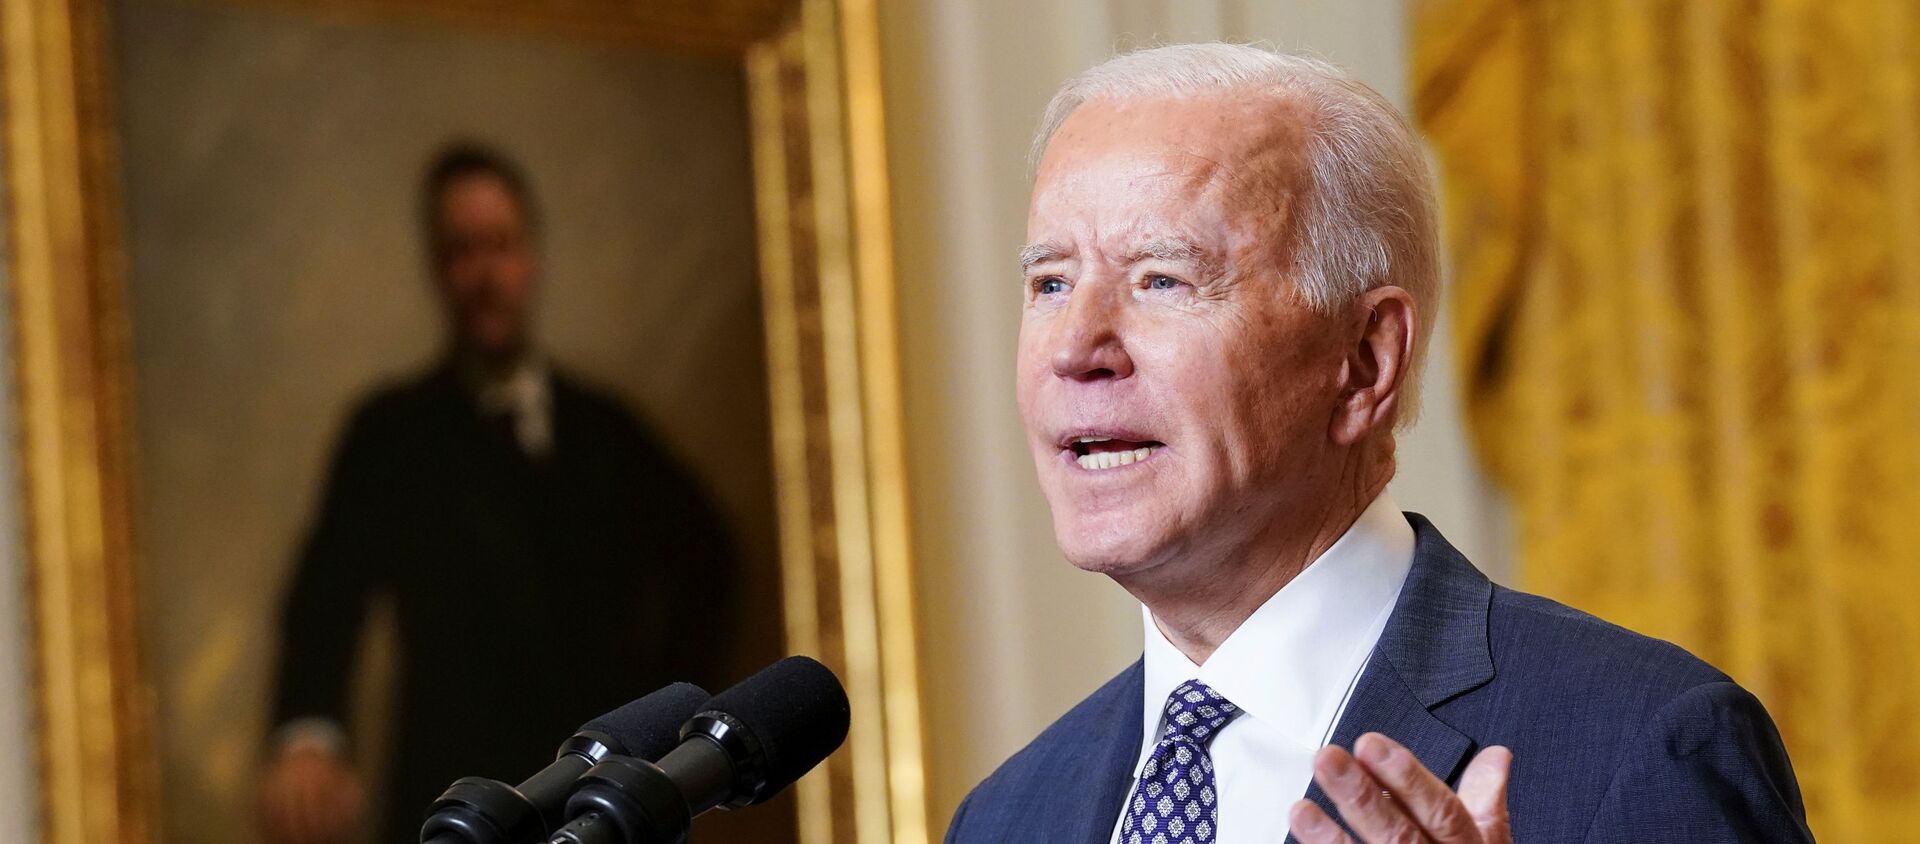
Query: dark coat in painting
269,362,737,841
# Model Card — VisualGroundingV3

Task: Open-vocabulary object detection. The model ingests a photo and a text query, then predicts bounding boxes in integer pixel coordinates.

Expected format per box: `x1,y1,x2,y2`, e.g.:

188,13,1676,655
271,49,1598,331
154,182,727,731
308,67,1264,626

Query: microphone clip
548,756,692,844
421,733,618,844
678,712,766,808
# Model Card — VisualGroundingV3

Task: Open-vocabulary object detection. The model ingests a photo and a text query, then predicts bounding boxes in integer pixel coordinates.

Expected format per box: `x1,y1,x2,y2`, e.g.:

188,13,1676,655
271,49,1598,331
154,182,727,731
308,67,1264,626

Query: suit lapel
1045,661,1144,844
1295,665,1476,840
1293,514,1495,841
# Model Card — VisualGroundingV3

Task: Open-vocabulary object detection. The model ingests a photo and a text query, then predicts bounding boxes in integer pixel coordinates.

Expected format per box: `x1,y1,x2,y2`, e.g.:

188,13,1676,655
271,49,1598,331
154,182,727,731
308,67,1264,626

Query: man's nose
1049,282,1134,381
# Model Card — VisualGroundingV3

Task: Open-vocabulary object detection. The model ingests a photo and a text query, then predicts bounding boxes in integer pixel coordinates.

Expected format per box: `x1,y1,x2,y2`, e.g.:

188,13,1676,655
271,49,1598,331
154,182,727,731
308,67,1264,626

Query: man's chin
1054,528,1169,579
461,330,528,366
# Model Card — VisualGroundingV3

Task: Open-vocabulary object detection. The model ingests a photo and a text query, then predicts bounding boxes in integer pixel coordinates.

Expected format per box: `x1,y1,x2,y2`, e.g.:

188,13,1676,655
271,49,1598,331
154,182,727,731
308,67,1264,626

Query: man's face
1017,93,1351,579
431,173,537,362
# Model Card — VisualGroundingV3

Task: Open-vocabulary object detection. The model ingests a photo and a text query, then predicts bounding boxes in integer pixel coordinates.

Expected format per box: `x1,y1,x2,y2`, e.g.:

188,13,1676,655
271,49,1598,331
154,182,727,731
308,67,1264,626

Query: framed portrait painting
1,0,926,841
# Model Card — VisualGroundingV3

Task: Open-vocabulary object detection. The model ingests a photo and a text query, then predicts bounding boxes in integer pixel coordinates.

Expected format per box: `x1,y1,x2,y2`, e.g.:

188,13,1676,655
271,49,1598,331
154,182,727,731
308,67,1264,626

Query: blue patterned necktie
1122,679,1244,844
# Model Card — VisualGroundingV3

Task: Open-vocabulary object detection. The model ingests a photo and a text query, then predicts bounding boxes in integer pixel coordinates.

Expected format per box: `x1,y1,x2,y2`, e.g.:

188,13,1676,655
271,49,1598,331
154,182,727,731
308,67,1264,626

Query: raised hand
1291,732,1511,844
257,740,367,844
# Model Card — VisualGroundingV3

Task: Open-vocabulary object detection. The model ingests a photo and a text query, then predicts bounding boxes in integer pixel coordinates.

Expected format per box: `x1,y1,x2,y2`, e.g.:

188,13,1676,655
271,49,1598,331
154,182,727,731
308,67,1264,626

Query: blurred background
3,0,1915,841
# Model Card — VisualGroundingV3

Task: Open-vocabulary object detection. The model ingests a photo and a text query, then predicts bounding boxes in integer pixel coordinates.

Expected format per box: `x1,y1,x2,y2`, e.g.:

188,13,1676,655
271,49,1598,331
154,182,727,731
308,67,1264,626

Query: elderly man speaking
946,44,1812,844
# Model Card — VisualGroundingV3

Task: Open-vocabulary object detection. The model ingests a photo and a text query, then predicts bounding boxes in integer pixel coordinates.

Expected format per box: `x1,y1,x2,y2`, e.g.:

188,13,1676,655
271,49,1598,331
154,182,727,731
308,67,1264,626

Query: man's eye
1146,274,1183,291
1036,277,1069,295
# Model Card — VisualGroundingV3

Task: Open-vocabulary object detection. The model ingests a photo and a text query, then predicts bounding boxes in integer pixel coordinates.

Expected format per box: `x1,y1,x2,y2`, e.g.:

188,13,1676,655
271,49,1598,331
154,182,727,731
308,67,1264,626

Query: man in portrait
946,45,1812,843
258,144,739,843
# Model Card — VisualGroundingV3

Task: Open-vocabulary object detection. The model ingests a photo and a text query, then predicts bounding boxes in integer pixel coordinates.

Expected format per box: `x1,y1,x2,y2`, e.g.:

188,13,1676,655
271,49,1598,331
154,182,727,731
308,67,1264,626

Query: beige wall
880,0,1511,829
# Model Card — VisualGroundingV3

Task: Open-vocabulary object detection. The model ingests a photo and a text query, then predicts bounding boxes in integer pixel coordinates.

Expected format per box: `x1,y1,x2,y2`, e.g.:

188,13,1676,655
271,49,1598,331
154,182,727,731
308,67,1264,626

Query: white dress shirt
1110,491,1415,844
470,357,554,458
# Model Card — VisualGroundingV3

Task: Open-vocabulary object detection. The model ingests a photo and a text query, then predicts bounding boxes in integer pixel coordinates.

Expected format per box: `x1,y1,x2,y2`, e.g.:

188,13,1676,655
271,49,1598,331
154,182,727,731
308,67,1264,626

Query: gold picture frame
0,0,927,841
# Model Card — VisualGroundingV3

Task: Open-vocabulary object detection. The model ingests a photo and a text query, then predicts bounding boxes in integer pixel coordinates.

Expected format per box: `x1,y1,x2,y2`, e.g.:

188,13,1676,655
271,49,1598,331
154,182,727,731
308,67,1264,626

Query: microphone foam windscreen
581,682,712,760
705,655,850,801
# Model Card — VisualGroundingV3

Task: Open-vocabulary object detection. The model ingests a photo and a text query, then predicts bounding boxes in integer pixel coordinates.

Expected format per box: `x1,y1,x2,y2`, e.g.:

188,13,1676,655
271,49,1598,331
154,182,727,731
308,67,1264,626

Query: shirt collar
467,356,550,417
1140,490,1415,747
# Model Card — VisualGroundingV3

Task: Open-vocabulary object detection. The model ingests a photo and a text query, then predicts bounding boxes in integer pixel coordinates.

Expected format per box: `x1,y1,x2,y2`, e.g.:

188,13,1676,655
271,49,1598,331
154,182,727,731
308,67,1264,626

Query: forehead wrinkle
1183,137,1308,281
1136,151,1296,287
1181,138,1297,213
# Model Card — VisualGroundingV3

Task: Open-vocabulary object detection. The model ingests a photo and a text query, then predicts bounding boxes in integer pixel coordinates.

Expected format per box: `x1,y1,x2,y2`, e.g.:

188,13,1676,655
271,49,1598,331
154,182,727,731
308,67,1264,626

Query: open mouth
1066,436,1164,471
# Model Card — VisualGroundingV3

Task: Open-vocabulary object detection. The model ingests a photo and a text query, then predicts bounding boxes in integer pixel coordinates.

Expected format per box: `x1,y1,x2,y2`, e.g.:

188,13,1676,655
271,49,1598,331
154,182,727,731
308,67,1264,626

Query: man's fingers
258,778,291,842
282,772,309,843
1291,799,1357,844
331,775,366,841
342,776,367,828
293,771,326,844
1457,746,1513,844
1312,745,1427,844
306,778,340,844
270,754,348,844
1353,732,1482,842
309,771,355,843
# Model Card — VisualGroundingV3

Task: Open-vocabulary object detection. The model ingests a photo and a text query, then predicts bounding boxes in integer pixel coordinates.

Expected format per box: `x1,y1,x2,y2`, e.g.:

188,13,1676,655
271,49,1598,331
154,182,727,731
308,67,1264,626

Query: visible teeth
1074,446,1155,470
1074,436,1113,444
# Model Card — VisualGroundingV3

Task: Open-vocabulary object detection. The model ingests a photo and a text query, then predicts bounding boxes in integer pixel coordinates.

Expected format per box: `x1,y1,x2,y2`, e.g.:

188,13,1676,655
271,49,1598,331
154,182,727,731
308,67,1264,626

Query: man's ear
1330,285,1416,445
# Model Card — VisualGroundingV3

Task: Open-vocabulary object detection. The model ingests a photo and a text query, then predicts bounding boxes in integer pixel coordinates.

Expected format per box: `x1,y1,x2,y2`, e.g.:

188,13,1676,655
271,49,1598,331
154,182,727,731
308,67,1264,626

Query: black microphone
420,682,711,844
546,656,851,844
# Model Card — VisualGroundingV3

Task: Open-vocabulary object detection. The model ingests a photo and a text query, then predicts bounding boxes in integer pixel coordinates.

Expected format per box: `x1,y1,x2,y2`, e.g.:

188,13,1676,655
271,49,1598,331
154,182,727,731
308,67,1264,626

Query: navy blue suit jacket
946,515,1813,843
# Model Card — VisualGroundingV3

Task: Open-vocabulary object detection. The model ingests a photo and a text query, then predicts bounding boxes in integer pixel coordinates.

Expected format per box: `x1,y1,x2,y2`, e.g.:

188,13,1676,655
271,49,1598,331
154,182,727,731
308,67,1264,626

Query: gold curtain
1413,1,1920,838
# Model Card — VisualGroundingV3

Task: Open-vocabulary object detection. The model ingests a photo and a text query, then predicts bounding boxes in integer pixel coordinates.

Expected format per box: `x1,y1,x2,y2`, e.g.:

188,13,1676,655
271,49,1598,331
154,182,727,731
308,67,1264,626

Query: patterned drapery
1413,1,1920,838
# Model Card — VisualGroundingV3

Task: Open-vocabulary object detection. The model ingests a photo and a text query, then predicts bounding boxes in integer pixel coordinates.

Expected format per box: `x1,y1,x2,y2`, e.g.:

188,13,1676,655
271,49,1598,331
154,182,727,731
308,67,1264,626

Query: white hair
1033,43,1441,425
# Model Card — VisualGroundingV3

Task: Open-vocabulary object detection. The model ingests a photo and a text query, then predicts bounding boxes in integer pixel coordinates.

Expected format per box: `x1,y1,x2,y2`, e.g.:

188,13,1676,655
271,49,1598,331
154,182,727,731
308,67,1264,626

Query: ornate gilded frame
0,0,926,841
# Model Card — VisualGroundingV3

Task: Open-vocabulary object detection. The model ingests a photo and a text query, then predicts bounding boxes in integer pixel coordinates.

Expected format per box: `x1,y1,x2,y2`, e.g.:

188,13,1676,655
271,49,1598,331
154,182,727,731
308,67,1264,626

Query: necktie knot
1159,679,1241,746
1123,679,1241,843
